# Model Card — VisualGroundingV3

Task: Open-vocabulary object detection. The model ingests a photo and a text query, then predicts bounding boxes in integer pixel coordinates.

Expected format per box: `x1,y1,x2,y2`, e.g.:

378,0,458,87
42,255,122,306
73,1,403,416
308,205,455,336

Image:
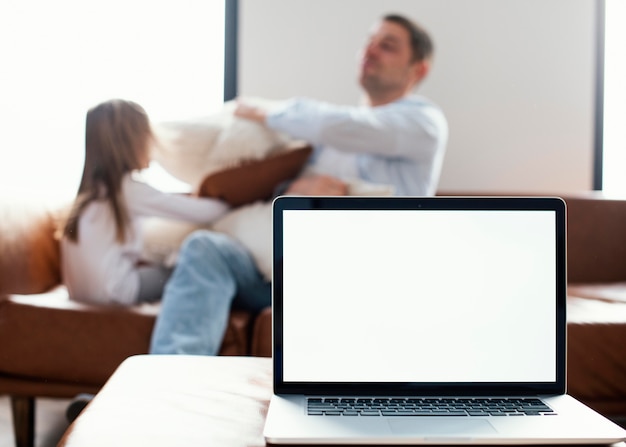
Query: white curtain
603,0,626,193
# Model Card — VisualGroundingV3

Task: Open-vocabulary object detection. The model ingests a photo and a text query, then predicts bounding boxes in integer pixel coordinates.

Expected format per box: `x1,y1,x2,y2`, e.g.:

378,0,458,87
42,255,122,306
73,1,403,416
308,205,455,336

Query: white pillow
141,219,208,267
151,98,292,187
211,201,273,280
140,202,272,280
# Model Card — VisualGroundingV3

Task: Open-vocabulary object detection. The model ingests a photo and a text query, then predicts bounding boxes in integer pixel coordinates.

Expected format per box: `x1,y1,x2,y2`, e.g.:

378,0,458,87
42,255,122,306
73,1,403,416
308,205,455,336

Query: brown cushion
198,145,312,207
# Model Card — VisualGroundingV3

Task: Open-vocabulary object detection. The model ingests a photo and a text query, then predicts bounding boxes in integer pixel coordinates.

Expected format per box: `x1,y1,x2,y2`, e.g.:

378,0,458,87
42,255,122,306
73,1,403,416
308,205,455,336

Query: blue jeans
149,230,271,355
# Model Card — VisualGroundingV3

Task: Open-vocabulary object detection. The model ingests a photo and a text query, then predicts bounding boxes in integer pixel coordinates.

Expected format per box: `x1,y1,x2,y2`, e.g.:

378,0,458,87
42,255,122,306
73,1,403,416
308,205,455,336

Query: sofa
1,191,626,447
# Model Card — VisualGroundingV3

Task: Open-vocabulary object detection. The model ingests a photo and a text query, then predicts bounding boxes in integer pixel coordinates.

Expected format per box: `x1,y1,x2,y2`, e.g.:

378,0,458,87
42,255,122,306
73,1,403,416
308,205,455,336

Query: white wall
239,0,596,194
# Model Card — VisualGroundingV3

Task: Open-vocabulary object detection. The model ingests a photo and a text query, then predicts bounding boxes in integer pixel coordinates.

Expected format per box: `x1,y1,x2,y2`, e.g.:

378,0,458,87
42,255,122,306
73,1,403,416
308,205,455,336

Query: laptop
264,196,626,445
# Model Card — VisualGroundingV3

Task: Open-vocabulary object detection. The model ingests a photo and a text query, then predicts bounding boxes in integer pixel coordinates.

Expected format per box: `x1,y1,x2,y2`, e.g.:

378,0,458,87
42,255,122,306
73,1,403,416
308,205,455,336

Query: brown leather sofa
0,198,262,447
1,192,626,447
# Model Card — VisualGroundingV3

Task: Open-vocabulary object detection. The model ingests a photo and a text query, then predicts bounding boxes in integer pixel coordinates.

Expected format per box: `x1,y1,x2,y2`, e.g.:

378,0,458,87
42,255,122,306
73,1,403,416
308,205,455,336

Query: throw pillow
198,145,312,206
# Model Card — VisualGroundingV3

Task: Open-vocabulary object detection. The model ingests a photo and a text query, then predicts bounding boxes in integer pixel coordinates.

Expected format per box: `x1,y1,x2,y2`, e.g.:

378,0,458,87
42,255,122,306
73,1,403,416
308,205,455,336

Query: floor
0,396,71,447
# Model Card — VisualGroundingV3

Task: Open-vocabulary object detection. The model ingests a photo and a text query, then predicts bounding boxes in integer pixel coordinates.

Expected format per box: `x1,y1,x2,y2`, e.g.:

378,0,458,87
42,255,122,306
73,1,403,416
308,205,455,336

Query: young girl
61,99,229,306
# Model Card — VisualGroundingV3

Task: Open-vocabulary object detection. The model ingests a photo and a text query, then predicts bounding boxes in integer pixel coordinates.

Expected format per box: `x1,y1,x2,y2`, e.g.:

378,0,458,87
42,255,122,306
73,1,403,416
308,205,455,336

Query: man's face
358,20,422,99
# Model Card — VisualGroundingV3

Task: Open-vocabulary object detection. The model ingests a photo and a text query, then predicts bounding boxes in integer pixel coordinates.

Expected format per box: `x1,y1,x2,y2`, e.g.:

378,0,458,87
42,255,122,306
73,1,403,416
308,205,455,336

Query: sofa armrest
0,200,63,295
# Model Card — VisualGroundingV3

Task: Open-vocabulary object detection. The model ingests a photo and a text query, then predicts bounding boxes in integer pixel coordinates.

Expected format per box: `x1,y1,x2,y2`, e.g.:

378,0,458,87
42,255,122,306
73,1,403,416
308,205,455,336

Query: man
149,14,448,355
234,13,447,197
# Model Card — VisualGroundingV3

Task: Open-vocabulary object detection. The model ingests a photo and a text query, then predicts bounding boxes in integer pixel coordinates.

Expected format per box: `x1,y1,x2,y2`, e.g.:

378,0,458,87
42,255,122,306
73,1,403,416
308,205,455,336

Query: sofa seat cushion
566,294,626,416
0,286,252,386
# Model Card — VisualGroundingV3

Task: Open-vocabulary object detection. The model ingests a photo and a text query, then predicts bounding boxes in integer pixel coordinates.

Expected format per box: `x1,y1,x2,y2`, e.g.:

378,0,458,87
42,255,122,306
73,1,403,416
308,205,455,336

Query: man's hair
383,13,433,63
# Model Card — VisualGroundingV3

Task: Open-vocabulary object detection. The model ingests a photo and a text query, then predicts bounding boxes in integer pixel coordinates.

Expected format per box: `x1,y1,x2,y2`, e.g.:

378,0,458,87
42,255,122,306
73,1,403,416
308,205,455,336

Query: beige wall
239,0,596,193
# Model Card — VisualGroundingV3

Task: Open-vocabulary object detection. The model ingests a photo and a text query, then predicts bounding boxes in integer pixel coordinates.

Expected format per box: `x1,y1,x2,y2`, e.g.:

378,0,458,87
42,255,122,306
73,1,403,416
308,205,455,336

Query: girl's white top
61,173,228,305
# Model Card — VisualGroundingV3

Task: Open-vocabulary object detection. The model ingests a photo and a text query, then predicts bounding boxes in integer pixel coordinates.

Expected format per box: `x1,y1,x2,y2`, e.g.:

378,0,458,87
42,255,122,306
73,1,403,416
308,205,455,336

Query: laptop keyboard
307,397,556,417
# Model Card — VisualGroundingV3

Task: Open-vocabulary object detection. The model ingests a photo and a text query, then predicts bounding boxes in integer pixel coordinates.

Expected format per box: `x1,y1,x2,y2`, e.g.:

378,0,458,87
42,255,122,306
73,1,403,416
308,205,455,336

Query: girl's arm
124,175,229,224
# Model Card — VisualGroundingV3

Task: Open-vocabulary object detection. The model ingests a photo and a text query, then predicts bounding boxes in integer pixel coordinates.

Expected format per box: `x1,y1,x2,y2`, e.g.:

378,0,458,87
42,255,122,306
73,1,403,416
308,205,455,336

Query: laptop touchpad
388,418,497,437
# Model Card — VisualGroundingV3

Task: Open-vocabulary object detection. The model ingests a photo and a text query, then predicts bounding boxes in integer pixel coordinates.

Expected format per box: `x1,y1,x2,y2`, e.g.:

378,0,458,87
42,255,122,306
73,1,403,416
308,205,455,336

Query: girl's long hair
64,99,153,243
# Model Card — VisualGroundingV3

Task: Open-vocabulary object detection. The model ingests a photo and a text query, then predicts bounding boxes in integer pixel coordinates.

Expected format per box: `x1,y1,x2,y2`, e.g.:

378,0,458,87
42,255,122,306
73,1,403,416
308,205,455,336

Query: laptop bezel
271,196,567,396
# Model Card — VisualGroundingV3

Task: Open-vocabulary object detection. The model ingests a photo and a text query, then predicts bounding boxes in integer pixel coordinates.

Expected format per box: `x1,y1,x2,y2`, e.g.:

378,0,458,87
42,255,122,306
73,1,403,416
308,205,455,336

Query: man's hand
286,175,348,196
234,100,267,124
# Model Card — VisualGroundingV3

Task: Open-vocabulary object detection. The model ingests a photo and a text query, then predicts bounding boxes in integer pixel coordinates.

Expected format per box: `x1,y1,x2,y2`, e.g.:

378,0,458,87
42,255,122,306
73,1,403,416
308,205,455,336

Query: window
599,0,626,193
0,0,234,202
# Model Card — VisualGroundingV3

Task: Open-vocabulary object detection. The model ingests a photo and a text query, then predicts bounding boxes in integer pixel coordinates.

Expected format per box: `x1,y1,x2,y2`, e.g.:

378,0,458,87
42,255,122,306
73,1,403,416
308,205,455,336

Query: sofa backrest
565,194,626,283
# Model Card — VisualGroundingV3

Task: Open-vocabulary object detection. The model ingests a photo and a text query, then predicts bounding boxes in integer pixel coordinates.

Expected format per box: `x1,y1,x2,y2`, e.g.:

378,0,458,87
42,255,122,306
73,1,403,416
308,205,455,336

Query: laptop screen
272,197,567,395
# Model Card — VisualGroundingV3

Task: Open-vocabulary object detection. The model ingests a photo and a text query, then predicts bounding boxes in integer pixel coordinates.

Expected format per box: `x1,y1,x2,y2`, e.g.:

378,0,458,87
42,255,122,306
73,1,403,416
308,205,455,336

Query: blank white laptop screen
281,209,556,384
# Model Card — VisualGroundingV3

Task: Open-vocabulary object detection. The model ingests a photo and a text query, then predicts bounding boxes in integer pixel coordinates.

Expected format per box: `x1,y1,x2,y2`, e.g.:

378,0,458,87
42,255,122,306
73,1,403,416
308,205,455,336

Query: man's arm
236,97,447,161
284,175,348,196
235,101,349,196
